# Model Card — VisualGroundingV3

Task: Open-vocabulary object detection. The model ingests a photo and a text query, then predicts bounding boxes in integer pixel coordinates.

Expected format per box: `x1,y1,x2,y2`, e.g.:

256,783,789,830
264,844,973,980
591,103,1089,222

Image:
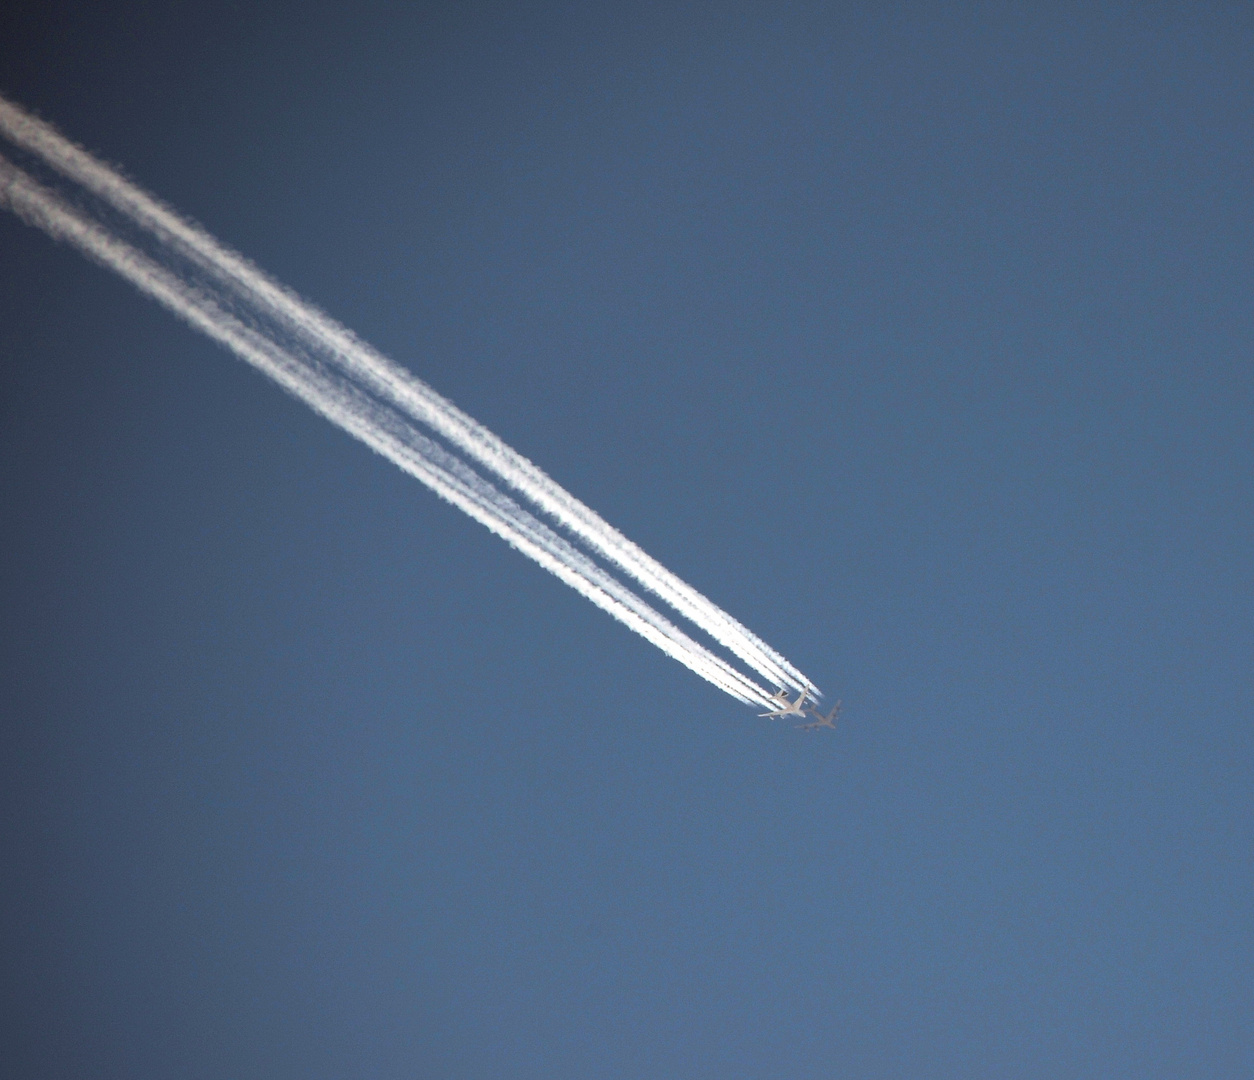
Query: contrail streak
0,93,817,706
0,156,772,705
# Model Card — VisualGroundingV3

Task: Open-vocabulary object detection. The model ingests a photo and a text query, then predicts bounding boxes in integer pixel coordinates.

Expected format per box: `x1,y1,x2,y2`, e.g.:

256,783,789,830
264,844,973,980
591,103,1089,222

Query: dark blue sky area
2,4,1252,1076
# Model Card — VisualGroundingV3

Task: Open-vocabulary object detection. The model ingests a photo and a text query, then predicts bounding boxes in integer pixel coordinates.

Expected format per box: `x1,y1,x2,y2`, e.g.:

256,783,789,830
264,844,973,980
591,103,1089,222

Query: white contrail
0,155,768,704
0,151,787,707
0,93,817,699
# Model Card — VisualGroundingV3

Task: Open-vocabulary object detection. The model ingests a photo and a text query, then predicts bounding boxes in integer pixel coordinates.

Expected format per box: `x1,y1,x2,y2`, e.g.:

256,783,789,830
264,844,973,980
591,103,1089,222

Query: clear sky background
1,3,1251,1076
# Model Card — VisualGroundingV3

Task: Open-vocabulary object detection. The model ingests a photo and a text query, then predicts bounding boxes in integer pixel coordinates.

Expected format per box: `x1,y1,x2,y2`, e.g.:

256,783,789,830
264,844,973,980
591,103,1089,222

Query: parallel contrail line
0,152,780,706
0,93,816,699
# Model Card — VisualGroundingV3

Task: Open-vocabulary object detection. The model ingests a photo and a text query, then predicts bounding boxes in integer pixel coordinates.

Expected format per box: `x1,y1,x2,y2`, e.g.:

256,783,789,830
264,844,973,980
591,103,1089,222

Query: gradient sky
2,3,1252,1077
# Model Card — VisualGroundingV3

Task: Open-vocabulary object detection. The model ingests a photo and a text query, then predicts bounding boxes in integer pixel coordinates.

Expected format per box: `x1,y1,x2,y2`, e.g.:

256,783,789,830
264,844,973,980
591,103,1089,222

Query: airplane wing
759,705,792,718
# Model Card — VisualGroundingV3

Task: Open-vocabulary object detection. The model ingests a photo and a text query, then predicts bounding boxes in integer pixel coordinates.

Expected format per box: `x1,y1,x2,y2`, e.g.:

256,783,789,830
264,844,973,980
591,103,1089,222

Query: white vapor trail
0,93,817,707
0,158,769,706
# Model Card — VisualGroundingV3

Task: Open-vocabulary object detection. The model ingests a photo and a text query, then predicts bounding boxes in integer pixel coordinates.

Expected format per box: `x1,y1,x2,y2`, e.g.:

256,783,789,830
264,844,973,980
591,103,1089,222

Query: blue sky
2,3,1252,1076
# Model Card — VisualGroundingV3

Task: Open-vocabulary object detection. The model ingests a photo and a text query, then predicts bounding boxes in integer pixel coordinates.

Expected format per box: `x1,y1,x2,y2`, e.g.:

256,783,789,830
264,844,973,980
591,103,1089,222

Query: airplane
758,690,809,720
797,701,842,731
